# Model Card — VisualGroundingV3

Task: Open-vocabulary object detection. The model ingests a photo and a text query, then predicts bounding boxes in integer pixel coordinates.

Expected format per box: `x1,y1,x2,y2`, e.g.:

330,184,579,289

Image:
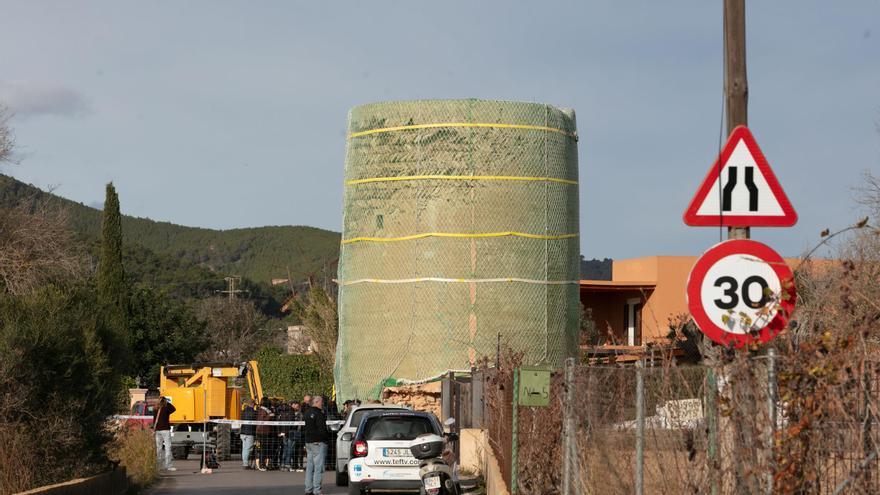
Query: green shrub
0,284,126,490
129,284,206,387
255,347,333,401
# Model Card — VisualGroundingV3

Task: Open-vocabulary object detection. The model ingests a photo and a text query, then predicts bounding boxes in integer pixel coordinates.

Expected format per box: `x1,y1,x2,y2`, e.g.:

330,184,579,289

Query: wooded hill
0,174,341,286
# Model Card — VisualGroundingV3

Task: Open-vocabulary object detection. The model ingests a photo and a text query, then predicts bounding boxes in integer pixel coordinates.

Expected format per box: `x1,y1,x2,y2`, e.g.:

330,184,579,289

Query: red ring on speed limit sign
686,239,797,347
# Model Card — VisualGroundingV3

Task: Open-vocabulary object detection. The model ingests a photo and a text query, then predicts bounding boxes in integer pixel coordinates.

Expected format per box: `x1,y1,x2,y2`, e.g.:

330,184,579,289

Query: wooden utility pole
719,2,754,492
724,0,749,240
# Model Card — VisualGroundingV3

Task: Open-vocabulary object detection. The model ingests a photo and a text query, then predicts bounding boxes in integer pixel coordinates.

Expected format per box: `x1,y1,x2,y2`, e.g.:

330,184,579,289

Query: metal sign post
511,368,519,494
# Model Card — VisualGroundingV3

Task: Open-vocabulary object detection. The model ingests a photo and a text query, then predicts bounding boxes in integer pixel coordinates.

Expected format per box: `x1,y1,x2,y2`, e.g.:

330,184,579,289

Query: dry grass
0,425,38,495
577,431,708,495
107,427,158,490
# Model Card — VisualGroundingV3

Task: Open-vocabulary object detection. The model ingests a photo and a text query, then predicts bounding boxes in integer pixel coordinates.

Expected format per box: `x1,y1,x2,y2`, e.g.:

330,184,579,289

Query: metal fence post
512,367,519,494
863,366,874,486
441,371,453,422
766,347,778,495
472,370,485,429
635,360,645,495
563,357,576,495
202,387,207,470
706,367,720,495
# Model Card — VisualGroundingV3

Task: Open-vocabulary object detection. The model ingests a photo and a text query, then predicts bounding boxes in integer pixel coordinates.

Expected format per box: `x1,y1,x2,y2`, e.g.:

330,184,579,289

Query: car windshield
364,416,434,441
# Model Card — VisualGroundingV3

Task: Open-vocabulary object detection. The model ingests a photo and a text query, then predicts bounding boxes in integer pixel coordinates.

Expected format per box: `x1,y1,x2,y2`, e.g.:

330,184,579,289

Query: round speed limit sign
686,239,797,347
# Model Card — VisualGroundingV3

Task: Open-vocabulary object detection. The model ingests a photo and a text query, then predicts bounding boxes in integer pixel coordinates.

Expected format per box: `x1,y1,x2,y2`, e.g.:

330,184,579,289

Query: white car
346,411,443,495
335,404,410,486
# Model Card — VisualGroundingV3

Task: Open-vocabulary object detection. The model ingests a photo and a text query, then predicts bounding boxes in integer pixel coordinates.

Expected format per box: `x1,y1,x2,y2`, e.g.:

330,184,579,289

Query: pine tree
97,182,130,365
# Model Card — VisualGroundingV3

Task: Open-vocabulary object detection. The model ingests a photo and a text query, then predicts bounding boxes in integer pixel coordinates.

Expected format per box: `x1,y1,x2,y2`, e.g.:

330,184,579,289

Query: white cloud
0,81,88,119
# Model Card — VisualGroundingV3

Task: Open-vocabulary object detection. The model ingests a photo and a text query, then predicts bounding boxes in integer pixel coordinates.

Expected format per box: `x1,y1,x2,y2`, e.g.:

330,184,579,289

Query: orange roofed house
581,257,695,346
581,256,815,347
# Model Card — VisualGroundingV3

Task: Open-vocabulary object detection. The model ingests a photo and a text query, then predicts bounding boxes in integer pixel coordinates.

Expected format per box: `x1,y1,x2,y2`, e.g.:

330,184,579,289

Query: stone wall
15,469,128,495
286,325,314,355
381,381,441,417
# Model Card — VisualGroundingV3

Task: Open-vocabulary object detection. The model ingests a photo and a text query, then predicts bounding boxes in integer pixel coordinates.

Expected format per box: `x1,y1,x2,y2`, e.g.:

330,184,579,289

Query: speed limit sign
686,239,797,347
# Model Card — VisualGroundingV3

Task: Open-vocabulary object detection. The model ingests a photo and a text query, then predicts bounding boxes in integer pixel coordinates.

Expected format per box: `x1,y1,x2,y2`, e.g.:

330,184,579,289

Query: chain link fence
485,355,880,495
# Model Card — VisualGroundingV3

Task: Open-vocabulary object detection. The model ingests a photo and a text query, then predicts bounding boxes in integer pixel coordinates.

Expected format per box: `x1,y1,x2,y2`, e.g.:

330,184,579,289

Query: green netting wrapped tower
335,99,580,400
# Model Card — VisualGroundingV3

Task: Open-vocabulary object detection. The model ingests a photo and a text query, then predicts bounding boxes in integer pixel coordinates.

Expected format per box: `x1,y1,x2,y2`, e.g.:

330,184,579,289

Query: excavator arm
244,360,264,404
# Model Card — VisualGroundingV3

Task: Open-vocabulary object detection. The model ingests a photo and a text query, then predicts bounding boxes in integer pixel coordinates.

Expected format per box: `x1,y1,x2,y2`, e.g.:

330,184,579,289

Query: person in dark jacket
240,399,257,469
255,397,275,471
290,401,305,471
304,396,330,495
276,401,295,471
153,397,177,471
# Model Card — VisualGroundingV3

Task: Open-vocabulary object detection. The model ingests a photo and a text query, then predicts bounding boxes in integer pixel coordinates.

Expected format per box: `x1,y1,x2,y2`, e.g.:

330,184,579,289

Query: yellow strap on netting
337,277,581,287
341,231,578,245
345,174,578,186
347,122,577,140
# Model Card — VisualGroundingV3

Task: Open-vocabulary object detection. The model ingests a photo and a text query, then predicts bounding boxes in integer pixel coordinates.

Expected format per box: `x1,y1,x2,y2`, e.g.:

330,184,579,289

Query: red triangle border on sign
683,125,797,227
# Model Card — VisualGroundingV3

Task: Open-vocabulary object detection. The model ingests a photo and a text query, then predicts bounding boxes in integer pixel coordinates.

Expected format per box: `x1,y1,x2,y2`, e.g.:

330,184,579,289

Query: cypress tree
97,182,129,365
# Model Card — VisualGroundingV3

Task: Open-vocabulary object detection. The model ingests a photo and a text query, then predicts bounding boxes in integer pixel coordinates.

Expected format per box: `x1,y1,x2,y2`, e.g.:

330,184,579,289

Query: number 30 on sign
686,239,797,347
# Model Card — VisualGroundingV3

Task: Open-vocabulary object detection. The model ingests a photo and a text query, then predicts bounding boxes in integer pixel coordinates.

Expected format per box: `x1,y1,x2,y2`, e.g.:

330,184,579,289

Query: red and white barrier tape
111,415,344,427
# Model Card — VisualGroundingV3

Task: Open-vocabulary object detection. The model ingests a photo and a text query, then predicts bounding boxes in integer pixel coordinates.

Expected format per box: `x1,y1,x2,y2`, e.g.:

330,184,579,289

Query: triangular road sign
684,126,797,227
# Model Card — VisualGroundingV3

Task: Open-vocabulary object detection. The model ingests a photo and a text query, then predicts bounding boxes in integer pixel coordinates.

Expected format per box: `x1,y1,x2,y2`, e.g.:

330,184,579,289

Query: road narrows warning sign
686,239,797,347
684,126,797,227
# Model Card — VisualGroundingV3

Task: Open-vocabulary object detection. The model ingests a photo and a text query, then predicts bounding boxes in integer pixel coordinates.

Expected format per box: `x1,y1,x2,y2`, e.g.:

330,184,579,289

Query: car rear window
364,416,434,441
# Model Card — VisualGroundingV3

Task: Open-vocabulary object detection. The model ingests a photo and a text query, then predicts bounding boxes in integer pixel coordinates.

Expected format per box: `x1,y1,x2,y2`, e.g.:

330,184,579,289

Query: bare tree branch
195,297,272,362
292,284,337,374
0,105,14,165
0,200,88,295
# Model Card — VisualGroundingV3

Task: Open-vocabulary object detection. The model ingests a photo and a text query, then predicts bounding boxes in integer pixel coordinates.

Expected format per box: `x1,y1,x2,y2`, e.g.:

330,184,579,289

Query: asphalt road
145,459,354,495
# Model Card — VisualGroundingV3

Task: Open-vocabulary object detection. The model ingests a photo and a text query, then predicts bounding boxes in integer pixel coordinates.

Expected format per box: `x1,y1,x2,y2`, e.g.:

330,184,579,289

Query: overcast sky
1,1,878,260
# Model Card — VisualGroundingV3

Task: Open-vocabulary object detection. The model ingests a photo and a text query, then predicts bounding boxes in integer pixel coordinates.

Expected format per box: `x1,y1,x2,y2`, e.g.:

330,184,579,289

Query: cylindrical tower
335,99,579,400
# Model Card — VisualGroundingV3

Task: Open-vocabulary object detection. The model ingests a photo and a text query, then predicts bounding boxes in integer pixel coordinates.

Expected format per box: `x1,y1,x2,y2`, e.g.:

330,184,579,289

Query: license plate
383,448,410,457
424,475,441,490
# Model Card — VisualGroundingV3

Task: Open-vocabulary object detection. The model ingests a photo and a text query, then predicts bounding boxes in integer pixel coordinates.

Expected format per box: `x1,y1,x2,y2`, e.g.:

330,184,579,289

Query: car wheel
346,481,362,495
336,469,349,486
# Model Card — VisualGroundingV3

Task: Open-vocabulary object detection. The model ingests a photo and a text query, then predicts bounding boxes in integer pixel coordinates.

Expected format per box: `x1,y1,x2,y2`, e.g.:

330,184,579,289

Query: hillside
0,174,341,284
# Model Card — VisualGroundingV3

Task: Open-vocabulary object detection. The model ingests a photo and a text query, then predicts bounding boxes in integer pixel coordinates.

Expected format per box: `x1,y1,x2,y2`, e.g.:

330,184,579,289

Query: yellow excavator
159,360,265,460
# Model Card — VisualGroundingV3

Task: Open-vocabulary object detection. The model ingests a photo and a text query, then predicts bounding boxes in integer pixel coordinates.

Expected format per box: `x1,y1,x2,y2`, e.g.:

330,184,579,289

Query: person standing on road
255,397,275,471
303,396,329,495
290,401,305,472
240,399,257,469
277,400,295,471
153,397,177,472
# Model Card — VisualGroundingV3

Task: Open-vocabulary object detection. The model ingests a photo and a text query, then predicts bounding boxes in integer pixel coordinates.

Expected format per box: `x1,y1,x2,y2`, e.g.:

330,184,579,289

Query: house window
624,298,642,346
